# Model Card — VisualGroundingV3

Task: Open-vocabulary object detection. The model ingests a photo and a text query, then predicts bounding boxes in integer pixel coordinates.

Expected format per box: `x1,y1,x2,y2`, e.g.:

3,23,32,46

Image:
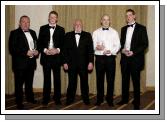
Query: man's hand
88,62,93,71
63,63,68,70
122,49,133,57
96,44,105,51
33,50,39,56
103,50,111,55
49,48,60,55
122,49,128,55
127,51,133,57
27,50,34,57
96,42,105,51
44,49,51,55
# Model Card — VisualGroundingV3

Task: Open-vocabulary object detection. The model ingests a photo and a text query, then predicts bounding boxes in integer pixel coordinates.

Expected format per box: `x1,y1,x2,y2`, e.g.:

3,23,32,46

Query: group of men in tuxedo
9,9,148,110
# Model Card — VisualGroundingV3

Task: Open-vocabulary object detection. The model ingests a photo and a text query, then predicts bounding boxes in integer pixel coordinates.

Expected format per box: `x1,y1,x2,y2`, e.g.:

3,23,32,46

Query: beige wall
6,5,155,95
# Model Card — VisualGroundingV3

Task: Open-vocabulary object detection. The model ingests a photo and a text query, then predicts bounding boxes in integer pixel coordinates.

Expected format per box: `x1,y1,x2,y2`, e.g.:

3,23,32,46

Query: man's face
126,11,135,23
20,17,30,31
49,14,58,25
101,15,110,27
73,20,82,32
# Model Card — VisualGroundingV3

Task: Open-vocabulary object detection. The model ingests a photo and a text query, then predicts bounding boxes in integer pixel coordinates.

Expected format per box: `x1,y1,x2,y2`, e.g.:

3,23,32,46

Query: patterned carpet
5,91,155,110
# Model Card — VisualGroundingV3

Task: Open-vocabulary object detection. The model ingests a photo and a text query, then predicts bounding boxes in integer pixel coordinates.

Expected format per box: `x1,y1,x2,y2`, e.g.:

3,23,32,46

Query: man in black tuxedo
63,19,94,105
38,11,65,105
117,9,148,110
9,15,39,109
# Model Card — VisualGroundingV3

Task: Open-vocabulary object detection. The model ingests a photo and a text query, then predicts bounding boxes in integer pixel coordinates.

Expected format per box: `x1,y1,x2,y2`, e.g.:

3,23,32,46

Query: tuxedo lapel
130,23,138,48
123,26,128,46
19,28,30,49
52,26,57,41
77,31,82,48
72,31,78,48
52,26,60,48
44,24,51,45
29,30,37,48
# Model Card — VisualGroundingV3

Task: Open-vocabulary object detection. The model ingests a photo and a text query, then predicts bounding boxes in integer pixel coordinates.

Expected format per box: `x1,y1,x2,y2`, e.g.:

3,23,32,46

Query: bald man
63,19,94,105
92,15,120,106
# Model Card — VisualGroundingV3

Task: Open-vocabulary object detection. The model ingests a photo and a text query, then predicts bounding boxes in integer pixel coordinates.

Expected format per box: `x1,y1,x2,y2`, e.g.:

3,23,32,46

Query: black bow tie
75,33,81,35
127,23,135,27
49,26,55,29
24,30,29,32
102,28,109,30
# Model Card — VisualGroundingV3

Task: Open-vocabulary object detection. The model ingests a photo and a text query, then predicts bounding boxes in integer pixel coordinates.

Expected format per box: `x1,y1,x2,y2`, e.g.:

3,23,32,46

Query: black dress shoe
42,101,48,106
27,99,37,104
106,98,114,107
132,100,140,106
107,102,114,107
55,100,62,105
66,101,73,105
134,105,140,110
95,101,102,106
117,101,128,105
84,101,90,105
17,104,24,110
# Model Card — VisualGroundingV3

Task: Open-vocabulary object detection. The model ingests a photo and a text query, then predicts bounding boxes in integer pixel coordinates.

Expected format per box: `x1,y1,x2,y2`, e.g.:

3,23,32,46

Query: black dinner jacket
38,24,65,66
9,27,38,70
63,31,94,70
120,23,149,70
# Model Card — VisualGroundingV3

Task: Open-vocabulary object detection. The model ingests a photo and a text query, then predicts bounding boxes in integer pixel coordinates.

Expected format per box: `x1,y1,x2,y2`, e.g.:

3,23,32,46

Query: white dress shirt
92,27,121,56
124,22,136,50
48,25,55,49
75,32,81,47
24,31,34,50
44,24,60,53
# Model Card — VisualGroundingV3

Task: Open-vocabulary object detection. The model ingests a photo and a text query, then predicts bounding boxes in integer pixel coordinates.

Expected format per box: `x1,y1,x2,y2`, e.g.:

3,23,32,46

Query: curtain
5,5,15,94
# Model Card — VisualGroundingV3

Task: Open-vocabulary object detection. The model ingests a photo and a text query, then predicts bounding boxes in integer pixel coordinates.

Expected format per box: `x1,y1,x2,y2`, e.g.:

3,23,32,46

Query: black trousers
121,58,141,107
66,68,89,103
14,68,35,105
95,55,116,103
42,65,61,103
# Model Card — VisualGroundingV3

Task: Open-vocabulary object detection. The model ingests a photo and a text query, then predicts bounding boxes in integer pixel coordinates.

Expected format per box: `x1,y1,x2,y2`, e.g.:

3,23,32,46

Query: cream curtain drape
5,5,15,94
53,5,147,95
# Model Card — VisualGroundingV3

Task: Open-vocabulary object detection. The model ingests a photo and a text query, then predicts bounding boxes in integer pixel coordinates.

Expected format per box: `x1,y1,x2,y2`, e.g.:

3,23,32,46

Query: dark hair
49,11,58,17
19,15,30,23
126,9,135,15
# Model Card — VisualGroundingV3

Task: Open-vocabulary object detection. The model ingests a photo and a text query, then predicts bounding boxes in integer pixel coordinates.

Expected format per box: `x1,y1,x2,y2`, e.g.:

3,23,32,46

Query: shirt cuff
57,48,60,53
44,48,47,53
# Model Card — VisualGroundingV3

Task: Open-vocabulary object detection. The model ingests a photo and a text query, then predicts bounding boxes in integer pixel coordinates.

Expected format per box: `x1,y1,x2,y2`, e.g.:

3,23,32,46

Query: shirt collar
101,27,110,30
128,21,136,25
75,31,82,33
22,30,30,33
49,24,56,27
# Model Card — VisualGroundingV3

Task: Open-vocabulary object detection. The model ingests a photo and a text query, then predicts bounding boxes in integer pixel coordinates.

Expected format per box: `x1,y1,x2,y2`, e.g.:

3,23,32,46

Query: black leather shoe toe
117,101,128,105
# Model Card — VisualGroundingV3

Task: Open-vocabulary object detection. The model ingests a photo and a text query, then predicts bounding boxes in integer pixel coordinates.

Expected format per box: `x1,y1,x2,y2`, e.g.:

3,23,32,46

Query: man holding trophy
9,15,38,109
38,11,65,106
92,15,120,106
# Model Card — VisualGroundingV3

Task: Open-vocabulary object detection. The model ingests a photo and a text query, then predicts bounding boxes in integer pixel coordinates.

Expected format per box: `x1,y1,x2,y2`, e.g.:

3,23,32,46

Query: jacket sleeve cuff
44,48,47,53
57,48,60,53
